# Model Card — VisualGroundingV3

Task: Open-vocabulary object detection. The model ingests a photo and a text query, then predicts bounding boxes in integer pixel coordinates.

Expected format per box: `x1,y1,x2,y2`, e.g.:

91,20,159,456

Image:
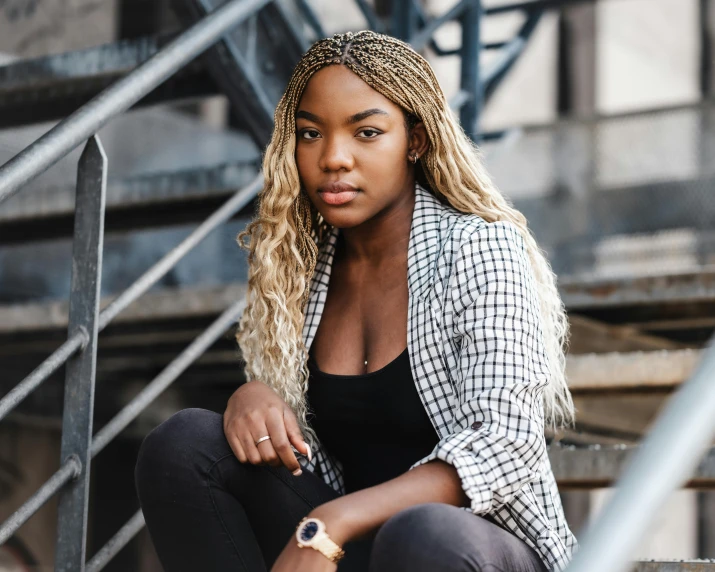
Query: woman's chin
319,210,370,229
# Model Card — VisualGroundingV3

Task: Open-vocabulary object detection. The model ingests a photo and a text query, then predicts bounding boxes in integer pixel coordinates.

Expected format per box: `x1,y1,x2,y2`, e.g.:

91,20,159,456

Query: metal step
0,283,249,420
549,443,715,489
633,562,715,571
561,269,715,346
0,106,260,244
0,35,220,128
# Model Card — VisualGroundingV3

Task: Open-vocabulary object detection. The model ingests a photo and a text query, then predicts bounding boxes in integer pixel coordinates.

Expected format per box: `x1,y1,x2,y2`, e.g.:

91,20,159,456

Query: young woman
135,30,577,572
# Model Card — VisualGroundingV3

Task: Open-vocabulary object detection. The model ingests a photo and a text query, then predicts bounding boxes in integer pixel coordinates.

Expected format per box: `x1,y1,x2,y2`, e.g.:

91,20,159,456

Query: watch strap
312,534,345,563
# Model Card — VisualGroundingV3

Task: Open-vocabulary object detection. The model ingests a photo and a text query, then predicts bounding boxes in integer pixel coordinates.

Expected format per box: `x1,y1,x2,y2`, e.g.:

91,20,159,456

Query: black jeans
135,408,547,572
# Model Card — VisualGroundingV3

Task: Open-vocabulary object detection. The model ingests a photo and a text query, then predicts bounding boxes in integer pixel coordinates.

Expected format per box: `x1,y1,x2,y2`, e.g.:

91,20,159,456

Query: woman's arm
308,459,468,545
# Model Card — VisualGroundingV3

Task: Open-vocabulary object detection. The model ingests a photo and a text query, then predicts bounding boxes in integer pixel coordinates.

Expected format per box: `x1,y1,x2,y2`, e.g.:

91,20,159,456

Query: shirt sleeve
409,220,551,515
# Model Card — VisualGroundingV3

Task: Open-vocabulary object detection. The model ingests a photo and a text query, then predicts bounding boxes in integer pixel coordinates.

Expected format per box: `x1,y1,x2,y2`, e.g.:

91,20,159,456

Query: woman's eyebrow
295,108,389,125
347,108,388,124
296,110,322,124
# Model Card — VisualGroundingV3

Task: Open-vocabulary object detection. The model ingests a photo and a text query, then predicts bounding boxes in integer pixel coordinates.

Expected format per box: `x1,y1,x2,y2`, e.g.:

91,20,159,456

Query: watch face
300,520,320,542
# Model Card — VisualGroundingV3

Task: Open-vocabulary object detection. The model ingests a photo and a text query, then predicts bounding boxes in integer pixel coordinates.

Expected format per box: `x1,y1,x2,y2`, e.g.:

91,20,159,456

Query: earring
410,153,419,164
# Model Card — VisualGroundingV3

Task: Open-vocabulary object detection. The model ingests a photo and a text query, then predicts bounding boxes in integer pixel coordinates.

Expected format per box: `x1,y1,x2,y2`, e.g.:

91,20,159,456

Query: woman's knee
369,504,479,572
135,408,225,500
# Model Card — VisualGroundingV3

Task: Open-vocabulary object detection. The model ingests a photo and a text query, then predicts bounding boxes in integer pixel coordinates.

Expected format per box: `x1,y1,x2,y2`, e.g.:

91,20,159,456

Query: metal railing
0,0,612,569
0,0,267,570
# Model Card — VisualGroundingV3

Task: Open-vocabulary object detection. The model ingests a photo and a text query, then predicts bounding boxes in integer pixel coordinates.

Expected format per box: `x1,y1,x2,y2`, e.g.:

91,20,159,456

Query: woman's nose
319,137,354,172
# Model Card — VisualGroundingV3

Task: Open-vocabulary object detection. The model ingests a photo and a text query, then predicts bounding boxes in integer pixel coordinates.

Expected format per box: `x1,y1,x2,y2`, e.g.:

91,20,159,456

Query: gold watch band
312,535,345,563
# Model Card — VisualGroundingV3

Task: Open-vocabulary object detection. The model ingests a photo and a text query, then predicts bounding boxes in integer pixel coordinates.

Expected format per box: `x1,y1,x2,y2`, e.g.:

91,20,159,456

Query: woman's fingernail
305,443,312,463
293,468,303,476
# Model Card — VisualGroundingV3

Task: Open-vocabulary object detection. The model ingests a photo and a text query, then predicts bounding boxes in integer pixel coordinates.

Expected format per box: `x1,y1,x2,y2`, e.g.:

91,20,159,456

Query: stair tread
0,35,219,128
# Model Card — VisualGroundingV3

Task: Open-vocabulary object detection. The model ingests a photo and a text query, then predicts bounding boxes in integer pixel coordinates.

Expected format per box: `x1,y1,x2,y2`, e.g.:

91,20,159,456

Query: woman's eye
357,129,381,139
300,129,321,140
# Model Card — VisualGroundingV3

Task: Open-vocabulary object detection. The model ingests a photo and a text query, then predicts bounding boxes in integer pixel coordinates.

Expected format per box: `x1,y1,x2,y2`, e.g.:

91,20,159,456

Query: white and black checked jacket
300,183,577,571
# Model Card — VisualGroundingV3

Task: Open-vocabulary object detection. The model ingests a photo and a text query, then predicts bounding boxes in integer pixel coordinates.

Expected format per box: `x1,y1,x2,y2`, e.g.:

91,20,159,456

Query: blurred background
0,0,713,570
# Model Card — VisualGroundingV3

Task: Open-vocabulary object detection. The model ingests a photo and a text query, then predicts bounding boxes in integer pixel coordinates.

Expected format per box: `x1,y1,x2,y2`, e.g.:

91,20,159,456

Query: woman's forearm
309,460,469,545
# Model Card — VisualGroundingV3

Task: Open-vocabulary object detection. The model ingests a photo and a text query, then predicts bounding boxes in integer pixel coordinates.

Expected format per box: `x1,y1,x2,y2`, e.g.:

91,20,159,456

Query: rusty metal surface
549,444,715,489
559,269,715,309
632,561,715,571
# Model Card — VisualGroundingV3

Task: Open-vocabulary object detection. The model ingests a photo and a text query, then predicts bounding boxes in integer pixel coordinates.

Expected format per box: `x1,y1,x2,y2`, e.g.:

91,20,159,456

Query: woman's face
295,65,426,229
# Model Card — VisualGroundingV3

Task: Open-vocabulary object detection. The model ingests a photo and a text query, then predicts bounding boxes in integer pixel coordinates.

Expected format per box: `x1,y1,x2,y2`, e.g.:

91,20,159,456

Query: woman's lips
317,182,359,206
318,190,359,205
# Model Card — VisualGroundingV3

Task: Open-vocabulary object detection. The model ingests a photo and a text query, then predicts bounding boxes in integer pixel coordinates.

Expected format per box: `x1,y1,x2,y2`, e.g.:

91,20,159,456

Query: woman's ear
408,122,430,160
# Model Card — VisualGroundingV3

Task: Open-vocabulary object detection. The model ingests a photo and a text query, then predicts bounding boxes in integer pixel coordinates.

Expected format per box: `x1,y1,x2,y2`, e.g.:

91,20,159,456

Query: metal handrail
0,0,269,205
83,300,248,571
0,1,269,569
0,175,261,421
0,175,260,554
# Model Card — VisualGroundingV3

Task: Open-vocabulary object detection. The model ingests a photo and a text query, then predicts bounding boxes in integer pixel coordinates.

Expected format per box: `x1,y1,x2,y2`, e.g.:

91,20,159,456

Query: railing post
460,0,483,142
54,136,107,572
392,0,418,41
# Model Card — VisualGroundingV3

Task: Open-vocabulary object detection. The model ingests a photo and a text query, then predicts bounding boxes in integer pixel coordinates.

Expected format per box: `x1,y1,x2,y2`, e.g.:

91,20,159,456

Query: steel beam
459,0,482,141
0,0,270,205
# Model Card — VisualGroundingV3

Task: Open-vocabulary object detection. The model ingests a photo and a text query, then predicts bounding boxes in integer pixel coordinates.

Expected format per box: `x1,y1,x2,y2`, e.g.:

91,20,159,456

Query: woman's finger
223,415,247,463
238,414,268,465
284,408,311,462
265,407,302,475
228,432,248,463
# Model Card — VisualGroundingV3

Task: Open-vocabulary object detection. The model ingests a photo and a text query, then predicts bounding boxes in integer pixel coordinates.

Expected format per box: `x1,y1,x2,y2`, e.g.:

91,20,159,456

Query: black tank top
306,347,440,494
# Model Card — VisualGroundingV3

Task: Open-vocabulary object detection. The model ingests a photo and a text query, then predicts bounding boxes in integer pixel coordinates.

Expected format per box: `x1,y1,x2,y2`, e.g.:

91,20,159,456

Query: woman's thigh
135,408,370,571
369,503,547,572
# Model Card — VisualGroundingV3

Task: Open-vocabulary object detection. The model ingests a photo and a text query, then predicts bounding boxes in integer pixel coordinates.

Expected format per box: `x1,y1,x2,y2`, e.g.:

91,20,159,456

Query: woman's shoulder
417,185,523,254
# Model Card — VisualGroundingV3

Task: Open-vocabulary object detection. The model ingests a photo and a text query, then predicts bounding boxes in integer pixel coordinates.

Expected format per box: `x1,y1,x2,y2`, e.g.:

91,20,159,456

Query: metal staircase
1,0,714,570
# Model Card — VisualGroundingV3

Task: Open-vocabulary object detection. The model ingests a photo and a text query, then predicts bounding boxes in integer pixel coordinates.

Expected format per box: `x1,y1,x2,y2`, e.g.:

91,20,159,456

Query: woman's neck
338,182,416,265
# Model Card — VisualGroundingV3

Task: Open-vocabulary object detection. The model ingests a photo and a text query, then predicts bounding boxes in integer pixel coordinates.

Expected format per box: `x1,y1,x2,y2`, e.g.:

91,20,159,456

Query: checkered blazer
299,183,577,571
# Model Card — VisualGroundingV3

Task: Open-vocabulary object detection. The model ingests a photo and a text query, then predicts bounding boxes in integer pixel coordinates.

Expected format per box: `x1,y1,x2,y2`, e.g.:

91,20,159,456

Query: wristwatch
295,516,346,564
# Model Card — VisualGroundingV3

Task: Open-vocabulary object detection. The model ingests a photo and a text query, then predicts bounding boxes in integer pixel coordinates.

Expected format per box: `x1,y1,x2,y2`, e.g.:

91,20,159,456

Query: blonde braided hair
237,31,574,447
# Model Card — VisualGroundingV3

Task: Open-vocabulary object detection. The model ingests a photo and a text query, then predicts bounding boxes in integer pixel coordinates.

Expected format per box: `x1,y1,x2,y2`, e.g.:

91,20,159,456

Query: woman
135,30,577,572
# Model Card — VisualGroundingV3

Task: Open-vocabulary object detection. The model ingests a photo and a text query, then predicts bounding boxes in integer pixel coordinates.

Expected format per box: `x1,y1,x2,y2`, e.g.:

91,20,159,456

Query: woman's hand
271,538,338,572
223,381,311,475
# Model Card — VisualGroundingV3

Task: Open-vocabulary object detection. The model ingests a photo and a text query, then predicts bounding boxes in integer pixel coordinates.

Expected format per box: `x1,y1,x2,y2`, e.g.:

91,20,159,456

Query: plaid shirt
300,183,577,571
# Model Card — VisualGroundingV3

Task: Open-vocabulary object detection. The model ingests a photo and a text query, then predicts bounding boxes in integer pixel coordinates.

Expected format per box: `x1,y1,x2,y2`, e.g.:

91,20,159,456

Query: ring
254,435,271,446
